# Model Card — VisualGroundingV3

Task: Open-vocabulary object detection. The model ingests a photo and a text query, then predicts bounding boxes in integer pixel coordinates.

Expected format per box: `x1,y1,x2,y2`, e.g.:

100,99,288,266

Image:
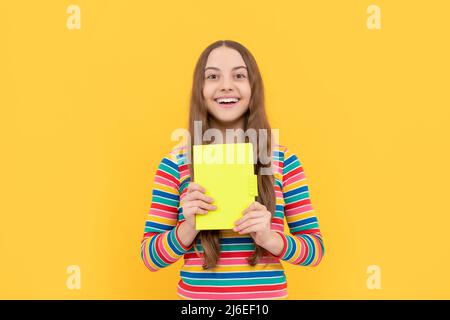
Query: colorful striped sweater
140,143,325,299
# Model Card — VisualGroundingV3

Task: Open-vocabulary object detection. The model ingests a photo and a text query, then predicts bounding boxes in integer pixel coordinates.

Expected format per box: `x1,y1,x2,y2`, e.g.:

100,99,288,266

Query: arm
272,147,325,266
140,154,194,272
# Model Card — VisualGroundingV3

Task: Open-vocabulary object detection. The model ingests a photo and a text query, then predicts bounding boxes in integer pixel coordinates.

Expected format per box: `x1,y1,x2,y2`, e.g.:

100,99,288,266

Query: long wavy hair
187,40,276,269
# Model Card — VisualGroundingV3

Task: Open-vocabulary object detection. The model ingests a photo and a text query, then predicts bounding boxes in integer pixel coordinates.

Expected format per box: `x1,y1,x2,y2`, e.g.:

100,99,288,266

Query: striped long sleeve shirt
140,143,325,299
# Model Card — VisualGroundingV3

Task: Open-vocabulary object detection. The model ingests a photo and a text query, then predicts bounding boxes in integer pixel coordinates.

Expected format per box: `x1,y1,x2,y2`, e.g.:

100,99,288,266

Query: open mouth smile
214,97,240,108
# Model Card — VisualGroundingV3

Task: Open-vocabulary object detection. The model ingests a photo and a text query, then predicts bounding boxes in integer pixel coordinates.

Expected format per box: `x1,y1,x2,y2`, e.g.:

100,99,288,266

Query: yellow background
1,1,449,299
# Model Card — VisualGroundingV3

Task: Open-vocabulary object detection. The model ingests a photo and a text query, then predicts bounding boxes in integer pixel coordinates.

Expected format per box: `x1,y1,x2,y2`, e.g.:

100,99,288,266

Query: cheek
203,83,217,100
239,84,252,100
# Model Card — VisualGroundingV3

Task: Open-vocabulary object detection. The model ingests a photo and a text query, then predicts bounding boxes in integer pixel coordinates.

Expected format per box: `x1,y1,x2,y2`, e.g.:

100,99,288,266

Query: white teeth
215,97,239,103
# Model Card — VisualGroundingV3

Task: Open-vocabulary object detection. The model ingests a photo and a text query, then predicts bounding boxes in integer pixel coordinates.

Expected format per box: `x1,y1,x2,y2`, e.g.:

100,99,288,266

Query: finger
184,200,217,211
237,223,266,235
187,182,205,194
188,190,214,203
235,211,266,226
185,206,208,216
182,188,211,206
243,201,258,214
233,217,266,232
243,201,266,214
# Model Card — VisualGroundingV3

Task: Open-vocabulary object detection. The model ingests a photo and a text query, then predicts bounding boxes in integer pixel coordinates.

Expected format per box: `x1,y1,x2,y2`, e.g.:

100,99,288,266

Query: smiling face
203,46,251,131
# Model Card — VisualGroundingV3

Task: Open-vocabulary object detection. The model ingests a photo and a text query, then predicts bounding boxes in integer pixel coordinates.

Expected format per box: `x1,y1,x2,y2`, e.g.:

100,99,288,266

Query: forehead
205,47,247,70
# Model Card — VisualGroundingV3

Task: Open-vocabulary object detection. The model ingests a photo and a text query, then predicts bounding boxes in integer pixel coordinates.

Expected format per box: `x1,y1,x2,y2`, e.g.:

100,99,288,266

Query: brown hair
187,40,276,269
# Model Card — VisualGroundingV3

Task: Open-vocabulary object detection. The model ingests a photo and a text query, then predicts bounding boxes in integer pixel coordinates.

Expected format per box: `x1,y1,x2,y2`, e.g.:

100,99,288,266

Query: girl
140,40,325,300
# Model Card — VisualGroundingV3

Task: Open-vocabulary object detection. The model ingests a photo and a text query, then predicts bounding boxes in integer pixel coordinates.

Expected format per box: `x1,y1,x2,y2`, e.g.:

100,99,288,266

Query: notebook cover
193,143,258,230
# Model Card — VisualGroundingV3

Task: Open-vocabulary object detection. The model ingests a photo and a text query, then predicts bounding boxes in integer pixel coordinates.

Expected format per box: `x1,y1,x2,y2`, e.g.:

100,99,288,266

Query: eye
236,73,247,79
206,74,218,80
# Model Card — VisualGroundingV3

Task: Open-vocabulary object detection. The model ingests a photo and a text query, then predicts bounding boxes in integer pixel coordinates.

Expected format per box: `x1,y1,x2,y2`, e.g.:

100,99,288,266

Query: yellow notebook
193,143,258,230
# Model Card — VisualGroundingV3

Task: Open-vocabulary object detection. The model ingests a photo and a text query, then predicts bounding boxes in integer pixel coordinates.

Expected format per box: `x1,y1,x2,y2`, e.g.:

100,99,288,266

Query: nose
219,75,234,92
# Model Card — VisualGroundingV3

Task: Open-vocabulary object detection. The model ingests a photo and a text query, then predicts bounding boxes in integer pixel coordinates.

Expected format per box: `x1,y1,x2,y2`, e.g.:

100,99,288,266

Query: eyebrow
204,66,248,72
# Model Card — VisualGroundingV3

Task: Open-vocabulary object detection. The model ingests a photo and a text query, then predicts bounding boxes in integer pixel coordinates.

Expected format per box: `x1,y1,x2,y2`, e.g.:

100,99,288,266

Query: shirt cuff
174,219,195,251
